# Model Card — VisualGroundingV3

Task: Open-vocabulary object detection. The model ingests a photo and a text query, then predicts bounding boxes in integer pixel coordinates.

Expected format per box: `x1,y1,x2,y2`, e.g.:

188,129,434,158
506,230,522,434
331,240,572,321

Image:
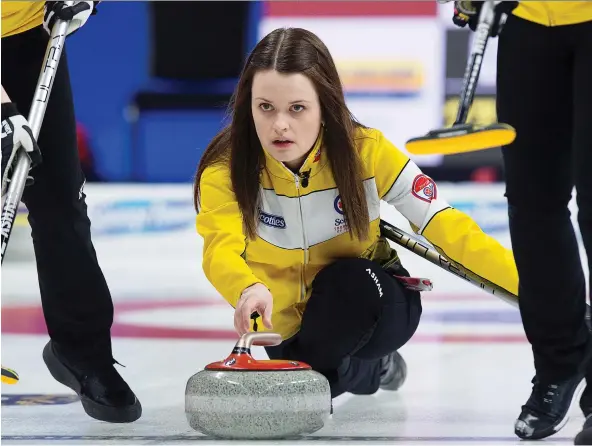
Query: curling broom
405,0,516,156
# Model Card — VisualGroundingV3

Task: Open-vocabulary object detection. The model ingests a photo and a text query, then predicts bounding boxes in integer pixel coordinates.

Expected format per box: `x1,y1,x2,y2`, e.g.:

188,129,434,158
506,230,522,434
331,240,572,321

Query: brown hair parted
193,27,370,241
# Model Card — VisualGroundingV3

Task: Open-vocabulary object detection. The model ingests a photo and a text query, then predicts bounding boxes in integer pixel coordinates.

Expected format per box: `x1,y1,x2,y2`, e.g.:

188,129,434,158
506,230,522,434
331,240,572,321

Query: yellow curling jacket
196,127,518,340
1,1,44,38
512,1,592,27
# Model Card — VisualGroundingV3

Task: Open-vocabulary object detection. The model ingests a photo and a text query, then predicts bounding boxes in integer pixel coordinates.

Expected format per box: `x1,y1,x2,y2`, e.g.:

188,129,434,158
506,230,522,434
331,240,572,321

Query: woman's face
251,69,322,171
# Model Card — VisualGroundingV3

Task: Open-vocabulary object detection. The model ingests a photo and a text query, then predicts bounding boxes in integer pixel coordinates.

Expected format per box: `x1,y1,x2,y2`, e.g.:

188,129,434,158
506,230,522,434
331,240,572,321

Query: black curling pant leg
266,257,421,398
572,21,592,308
496,16,591,382
1,27,114,364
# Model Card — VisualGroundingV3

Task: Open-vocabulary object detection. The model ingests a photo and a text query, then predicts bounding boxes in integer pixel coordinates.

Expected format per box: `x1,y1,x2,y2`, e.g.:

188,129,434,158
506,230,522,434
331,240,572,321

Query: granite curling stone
185,332,331,439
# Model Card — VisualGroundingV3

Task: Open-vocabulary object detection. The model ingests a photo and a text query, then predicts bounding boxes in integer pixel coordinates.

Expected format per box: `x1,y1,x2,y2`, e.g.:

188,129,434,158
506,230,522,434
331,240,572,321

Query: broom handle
1,3,73,263
454,0,496,125
379,219,519,308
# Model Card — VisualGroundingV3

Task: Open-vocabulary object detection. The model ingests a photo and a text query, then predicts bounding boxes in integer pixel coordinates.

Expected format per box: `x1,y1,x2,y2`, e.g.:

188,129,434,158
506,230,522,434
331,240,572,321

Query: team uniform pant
496,15,592,382
265,257,422,398
2,26,114,364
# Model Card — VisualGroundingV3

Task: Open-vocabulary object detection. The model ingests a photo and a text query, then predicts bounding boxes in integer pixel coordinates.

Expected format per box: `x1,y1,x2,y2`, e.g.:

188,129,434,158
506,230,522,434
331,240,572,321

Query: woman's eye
291,104,305,113
259,103,273,111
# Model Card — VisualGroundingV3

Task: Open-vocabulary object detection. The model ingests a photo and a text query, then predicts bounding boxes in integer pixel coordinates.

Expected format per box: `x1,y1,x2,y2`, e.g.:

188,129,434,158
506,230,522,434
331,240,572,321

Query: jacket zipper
294,174,309,302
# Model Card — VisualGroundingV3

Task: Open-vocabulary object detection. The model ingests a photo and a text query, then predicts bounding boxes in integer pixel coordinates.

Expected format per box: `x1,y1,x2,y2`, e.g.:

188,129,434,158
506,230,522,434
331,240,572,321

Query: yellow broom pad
406,123,516,156
1,366,20,384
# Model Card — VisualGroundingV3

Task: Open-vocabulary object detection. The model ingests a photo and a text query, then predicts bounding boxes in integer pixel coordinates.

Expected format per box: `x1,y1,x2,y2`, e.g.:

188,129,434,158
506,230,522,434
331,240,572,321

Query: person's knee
296,258,410,371
304,257,399,335
505,174,572,213
507,189,573,212
507,199,572,223
312,257,394,305
22,170,88,222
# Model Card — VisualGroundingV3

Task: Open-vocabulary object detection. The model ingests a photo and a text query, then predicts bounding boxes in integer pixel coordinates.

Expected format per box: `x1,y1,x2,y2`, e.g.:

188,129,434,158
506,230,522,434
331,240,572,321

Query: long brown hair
194,27,369,240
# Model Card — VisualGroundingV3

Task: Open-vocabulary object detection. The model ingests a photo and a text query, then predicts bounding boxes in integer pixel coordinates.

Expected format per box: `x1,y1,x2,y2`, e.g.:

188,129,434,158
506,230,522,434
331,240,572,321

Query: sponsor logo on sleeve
411,174,437,203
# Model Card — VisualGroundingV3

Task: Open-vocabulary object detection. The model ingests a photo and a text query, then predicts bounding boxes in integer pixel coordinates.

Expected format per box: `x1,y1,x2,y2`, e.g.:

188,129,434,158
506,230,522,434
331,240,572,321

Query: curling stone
185,332,331,439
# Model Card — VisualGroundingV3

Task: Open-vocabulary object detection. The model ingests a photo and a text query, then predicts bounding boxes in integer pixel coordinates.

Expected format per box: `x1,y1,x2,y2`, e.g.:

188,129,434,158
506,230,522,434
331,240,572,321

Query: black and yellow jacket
1,1,44,38
512,1,592,27
196,127,518,340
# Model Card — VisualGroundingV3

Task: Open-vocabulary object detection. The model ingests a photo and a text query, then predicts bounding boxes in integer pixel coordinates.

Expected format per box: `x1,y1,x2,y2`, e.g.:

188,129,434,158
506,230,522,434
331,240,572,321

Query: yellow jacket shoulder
2,1,44,38
354,126,412,200
513,1,592,26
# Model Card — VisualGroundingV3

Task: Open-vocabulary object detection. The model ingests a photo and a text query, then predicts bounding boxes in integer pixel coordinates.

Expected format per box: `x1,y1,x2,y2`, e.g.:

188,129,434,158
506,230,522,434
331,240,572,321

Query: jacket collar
263,127,327,182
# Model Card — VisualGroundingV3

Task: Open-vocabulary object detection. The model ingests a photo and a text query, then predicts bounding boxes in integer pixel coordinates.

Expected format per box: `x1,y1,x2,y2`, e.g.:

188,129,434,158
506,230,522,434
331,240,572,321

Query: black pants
2,26,114,363
497,16,592,382
265,257,422,398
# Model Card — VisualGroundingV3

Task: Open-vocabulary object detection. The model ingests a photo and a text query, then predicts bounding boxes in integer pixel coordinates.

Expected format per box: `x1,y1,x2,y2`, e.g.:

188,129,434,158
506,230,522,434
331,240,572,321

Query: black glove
1,102,42,196
452,1,519,37
43,1,100,36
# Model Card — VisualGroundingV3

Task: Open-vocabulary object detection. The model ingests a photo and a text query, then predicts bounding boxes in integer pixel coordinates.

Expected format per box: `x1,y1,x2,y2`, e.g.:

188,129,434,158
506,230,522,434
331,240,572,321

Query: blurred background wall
66,0,504,185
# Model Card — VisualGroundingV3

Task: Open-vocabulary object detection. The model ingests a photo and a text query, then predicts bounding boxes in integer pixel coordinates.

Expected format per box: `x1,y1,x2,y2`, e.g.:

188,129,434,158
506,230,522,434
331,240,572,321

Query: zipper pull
299,169,311,188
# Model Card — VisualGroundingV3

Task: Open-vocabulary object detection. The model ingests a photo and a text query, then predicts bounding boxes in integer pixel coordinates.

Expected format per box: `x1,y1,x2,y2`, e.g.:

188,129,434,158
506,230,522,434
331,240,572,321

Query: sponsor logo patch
313,148,321,163
334,195,344,215
258,210,286,229
365,268,384,298
334,217,348,234
411,174,437,203
333,195,349,233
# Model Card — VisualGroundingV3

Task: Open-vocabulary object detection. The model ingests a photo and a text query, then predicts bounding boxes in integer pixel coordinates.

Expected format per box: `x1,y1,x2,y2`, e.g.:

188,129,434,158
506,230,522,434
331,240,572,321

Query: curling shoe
573,310,592,444
43,340,142,423
574,376,592,444
514,373,586,440
379,350,407,391
575,413,592,445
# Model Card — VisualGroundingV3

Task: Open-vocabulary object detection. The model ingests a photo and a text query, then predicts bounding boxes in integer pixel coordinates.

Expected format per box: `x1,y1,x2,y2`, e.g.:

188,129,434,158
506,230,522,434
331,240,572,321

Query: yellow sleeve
372,129,519,297
195,164,266,307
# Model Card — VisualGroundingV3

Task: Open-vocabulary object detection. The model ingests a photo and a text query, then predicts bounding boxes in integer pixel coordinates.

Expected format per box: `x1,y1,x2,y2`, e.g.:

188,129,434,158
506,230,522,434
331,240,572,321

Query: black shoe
379,350,407,391
576,371,592,444
514,373,586,440
581,379,592,416
575,414,592,445
574,310,592,444
43,340,142,423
